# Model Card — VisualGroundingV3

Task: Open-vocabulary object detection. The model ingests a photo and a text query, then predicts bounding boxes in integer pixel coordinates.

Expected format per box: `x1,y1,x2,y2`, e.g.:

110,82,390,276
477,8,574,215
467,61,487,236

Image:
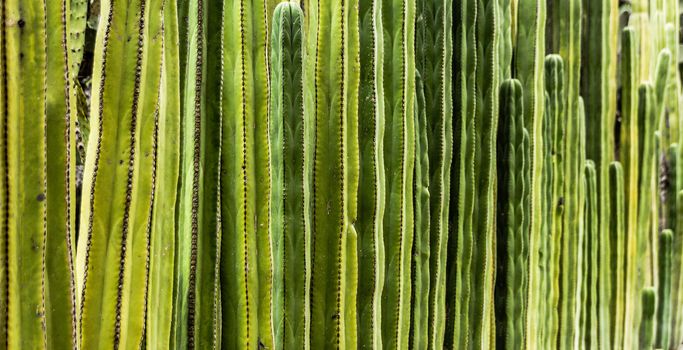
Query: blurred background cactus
2,0,683,349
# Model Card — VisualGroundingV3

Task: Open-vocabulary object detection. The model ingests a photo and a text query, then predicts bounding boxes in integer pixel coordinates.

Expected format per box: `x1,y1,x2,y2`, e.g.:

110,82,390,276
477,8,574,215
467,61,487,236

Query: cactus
609,162,626,349
269,3,308,350
357,0,386,348
581,160,598,349
145,0,181,347
74,0,168,348
445,0,477,348
513,1,546,347
410,71,430,350
305,0,361,347
494,79,528,350
414,0,453,348
640,287,657,350
656,229,673,348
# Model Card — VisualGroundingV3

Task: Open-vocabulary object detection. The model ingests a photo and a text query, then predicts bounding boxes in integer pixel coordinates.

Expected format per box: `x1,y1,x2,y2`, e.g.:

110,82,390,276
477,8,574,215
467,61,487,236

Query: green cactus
74,0,168,347
634,82,657,347
357,0,386,347
513,1,546,346
656,229,673,348
145,0,181,348
305,0,361,347
218,0,275,348
620,27,641,350
270,3,308,350
609,162,626,349
640,287,657,350
543,54,566,348
414,0,453,347
445,0,477,348
410,71,430,350
582,160,598,349
494,79,528,350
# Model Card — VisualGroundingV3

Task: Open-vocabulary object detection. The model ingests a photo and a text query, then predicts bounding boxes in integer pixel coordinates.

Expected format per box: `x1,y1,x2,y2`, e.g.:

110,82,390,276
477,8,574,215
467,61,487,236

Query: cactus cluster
2,0,683,349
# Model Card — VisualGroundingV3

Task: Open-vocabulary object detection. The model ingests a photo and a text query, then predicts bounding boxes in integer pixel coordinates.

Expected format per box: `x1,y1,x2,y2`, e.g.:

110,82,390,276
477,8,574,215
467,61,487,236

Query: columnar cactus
640,287,657,350
609,162,626,349
494,78,528,350
219,0,274,348
656,229,673,348
269,3,308,349
305,0,361,347
581,160,598,349
446,0,477,348
75,0,167,348
357,0,385,347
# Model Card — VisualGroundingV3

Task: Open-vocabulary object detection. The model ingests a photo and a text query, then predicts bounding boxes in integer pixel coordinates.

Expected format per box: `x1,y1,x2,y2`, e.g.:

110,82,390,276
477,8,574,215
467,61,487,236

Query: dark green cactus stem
656,229,673,348
306,0,361,347
494,79,527,350
410,71,430,350
620,26,640,350
539,90,552,350
635,82,657,347
640,287,656,350
219,0,274,348
380,0,416,348
270,3,308,349
446,0,476,347
75,0,166,347
609,162,626,349
414,0,453,347
543,54,565,349
145,0,181,347
513,0,545,346
357,0,385,347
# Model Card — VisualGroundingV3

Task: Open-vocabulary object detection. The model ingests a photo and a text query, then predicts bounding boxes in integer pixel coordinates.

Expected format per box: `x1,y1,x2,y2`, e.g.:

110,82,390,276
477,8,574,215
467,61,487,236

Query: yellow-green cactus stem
609,162,626,349
305,0,361,347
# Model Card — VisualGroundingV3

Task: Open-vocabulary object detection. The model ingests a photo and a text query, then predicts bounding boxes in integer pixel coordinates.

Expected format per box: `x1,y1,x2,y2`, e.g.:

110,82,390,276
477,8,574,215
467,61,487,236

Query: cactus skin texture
306,0,361,347
640,287,657,350
357,0,386,347
74,0,167,347
269,3,309,349
656,229,673,348
380,0,416,347
609,162,626,350
445,0,476,348
494,79,528,350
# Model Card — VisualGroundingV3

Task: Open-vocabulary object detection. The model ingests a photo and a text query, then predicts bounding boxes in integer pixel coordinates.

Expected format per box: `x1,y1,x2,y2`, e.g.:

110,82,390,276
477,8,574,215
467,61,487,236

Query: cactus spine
269,3,308,349
494,79,528,350
357,0,386,347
